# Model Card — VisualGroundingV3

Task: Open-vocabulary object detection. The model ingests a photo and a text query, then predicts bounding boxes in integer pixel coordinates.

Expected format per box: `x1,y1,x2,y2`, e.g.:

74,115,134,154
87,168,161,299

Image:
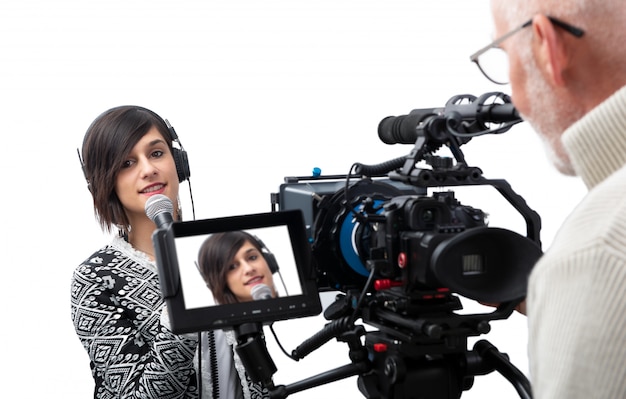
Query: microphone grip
154,212,174,229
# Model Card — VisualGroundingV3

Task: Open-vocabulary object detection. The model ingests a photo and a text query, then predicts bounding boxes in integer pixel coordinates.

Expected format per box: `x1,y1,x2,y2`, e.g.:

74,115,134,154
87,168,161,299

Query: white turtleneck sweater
527,85,626,398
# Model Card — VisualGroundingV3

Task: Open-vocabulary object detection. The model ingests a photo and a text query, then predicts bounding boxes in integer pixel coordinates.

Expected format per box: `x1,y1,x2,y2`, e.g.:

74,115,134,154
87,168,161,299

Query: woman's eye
227,263,237,271
121,159,135,168
151,150,164,158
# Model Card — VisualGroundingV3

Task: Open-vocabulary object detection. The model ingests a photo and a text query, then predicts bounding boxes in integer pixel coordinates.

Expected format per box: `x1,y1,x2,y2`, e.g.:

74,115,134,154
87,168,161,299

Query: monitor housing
153,209,322,334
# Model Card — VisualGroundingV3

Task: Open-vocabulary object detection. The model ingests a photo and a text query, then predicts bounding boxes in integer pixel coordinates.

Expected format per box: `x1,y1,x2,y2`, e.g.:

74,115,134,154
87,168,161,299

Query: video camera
153,92,541,399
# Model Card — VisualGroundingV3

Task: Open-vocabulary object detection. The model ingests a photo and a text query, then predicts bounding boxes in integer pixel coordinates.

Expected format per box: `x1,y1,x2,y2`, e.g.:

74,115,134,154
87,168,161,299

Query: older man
470,1,626,398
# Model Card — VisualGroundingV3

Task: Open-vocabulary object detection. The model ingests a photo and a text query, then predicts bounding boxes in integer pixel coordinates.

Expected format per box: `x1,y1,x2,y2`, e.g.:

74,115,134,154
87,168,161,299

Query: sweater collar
111,235,157,273
563,85,626,190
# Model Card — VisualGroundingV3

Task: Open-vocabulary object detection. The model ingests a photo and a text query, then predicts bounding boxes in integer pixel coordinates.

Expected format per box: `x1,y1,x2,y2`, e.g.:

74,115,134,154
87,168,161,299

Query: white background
0,1,586,398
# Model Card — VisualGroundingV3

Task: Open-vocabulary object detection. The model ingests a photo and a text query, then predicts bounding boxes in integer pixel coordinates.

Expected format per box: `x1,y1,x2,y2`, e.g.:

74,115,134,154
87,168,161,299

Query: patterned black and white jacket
71,236,268,399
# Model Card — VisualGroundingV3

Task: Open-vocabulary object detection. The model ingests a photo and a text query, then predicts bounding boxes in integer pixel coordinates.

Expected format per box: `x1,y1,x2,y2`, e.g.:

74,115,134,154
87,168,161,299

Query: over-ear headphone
253,235,280,274
165,119,191,183
76,148,92,193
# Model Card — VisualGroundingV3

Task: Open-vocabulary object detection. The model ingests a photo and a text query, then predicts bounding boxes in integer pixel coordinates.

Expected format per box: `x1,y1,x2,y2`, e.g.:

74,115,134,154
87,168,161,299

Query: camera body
380,191,487,289
273,176,427,292
273,171,541,304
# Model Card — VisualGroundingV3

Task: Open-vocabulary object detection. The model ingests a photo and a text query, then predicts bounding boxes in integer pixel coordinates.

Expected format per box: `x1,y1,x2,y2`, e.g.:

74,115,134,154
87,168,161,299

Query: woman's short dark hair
81,105,173,233
197,231,261,305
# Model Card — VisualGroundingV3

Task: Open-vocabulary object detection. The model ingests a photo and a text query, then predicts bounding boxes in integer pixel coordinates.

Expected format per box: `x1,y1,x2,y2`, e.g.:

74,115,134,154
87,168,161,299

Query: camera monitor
153,209,322,334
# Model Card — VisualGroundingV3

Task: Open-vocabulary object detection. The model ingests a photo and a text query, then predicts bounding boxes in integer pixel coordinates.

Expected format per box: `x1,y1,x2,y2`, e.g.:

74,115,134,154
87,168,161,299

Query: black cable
348,263,378,326
475,340,532,399
207,330,220,398
186,178,196,221
344,164,369,225
197,332,203,398
269,323,297,360
353,156,406,177
344,163,359,206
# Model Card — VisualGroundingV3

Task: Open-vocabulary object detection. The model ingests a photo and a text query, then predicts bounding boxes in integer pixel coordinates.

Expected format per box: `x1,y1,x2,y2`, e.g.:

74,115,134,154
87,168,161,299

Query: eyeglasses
470,16,585,85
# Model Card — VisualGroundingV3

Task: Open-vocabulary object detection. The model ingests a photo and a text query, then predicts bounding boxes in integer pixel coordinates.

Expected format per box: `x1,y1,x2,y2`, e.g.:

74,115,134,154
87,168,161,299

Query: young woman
70,106,267,399
197,231,278,305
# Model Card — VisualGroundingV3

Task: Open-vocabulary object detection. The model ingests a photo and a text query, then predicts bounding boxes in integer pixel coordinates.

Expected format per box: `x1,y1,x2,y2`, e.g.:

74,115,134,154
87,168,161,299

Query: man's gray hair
491,0,626,70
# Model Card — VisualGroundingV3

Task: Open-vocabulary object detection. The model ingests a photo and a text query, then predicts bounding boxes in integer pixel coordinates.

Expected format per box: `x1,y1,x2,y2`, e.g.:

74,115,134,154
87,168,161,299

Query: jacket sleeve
71,250,199,398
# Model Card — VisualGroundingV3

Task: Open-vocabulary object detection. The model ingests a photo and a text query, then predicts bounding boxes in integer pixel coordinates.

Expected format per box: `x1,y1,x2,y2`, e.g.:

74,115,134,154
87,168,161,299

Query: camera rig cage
261,92,542,399
153,92,542,399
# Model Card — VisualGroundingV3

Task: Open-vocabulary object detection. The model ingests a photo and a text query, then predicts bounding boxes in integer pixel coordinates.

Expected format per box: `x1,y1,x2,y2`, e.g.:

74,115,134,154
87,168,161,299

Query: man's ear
532,14,569,86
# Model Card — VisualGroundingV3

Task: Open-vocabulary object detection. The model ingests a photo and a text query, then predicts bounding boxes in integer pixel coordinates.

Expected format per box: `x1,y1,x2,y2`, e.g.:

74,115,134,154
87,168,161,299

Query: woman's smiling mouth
141,183,165,194
245,276,264,286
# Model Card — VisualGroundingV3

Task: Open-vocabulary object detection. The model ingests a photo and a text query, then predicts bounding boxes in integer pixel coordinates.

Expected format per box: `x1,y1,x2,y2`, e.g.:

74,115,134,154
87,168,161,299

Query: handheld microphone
251,284,273,301
145,194,174,229
147,194,179,298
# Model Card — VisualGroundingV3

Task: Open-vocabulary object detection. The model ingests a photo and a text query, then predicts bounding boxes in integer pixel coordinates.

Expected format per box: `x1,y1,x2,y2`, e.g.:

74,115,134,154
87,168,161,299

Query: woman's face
115,127,180,224
226,240,275,302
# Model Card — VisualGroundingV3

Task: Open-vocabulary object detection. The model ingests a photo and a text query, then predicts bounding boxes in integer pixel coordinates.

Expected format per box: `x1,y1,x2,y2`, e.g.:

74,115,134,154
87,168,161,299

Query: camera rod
268,324,371,399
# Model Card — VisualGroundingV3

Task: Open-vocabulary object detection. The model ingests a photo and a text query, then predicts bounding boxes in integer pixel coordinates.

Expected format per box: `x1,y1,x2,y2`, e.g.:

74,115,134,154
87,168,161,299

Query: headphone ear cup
263,251,280,274
77,149,93,194
253,235,280,274
172,147,191,182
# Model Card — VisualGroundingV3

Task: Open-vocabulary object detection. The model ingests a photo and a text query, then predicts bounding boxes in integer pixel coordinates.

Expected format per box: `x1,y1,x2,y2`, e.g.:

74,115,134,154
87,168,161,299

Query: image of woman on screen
198,231,278,304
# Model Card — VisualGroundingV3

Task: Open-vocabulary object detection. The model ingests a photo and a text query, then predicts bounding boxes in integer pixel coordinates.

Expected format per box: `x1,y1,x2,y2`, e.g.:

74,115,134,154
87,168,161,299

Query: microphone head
145,194,174,224
251,284,273,301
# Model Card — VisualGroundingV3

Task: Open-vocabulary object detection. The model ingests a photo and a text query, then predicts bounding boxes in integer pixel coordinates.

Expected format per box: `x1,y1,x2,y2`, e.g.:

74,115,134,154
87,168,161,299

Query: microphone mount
356,92,524,180
378,91,523,146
